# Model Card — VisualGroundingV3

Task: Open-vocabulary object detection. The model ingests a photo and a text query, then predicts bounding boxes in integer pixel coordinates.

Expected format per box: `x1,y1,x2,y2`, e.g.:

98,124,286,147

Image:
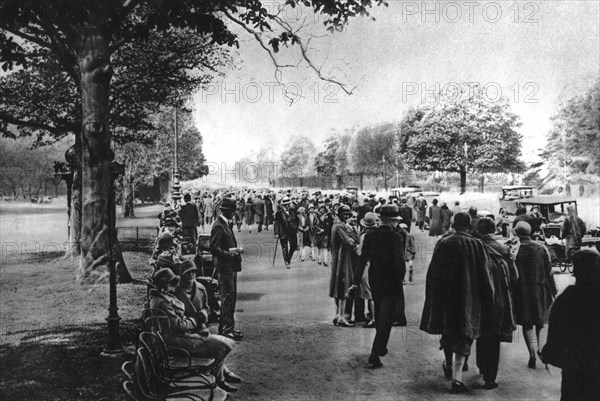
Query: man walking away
420,212,495,393
350,205,406,369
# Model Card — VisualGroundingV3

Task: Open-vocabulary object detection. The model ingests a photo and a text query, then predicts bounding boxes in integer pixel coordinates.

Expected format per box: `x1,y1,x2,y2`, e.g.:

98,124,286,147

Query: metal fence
117,226,158,252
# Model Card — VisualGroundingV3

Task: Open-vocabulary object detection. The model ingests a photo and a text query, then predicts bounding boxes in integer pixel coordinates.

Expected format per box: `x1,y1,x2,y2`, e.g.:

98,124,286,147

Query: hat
179,259,200,276
280,197,291,205
400,223,408,229
297,206,306,214
153,268,180,289
571,249,600,279
380,204,402,220
158,234,175,250
164,218,178,227
219,197,237,211
308,203,315,210
360,212,377,228
337,204,353,218
514,221,532,236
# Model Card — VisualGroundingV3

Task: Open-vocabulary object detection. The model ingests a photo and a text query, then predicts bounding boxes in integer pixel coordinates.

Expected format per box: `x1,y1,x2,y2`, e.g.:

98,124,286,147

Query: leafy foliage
348,123,401,177
0,29,230,147
397,86,525,176
280,136,317,182
542,79,600,176
314,135,339,177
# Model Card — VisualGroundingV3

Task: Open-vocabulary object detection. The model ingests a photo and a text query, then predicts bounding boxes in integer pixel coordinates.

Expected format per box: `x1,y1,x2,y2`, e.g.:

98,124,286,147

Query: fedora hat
280,196,291,205
360,212,377,228
380,204,402,220
219,197,237,211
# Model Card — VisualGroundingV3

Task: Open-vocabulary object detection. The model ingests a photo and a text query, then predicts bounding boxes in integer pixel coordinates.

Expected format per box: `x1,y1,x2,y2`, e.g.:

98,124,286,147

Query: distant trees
348,123,400,190
280,136,317,187
0,137,68,199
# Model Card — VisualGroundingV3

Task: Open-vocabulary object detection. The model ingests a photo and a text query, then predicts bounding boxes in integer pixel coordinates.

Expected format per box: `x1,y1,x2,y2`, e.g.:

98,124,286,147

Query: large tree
397,86,525,193
542,79,600,178
1,0,378,283
1,28,229,262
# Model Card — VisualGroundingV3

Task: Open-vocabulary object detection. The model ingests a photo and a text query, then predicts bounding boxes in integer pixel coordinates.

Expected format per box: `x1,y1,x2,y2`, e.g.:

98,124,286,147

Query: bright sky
193,1,600,166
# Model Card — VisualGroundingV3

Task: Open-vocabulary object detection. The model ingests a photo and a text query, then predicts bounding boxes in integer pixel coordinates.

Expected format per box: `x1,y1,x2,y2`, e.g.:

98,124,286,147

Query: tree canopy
542,79,600,177
397,85,525,193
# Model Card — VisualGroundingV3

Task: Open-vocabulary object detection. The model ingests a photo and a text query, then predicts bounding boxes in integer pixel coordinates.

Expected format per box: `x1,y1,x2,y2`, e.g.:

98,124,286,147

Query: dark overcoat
513,237,556,326
481,235,518,341
420,231,495,339
209,217,242,274
354,225,406,302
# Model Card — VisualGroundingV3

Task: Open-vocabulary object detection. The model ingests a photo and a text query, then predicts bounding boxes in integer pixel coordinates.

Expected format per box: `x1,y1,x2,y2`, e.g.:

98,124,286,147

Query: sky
192,0,600,167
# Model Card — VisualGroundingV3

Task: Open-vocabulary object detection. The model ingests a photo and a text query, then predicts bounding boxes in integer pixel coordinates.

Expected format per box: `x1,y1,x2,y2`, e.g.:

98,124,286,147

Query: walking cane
272,235,279,267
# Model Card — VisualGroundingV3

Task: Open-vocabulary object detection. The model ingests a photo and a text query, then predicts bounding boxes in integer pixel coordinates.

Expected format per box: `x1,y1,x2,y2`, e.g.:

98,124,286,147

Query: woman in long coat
561,205,586,260
330,205,359,327
513,221,557,368
244,197,254,233
440,202,453,233
234,197,245,232
428,198,444,237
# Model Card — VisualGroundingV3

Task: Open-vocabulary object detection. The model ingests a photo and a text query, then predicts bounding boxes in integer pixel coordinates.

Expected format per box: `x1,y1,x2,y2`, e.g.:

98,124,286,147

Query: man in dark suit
275,196,298,269
253,194,265,233
351,204,406,369
210,197,244,341
179,193,200,246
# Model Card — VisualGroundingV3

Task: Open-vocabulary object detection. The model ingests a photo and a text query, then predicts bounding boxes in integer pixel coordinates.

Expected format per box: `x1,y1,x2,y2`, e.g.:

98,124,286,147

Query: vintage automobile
498,185,534,214
498,196,578,237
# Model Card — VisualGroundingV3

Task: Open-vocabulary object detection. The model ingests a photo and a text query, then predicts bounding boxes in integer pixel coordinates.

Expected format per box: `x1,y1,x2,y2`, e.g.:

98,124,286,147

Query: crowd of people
143,186,598,399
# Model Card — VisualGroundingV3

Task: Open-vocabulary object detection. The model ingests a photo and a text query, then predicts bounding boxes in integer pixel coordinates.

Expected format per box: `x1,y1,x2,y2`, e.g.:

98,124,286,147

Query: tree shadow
0,320,140,401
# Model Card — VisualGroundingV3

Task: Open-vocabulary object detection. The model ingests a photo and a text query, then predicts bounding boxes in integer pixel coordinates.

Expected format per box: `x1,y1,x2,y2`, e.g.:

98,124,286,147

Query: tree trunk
479,174,485,193
76,30,130,284
460,167,467,194
359,173,364,190
70,138,83,257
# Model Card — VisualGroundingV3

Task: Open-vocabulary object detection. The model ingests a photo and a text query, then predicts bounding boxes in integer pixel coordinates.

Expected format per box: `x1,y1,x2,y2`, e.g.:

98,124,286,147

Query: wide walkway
225,225,568,401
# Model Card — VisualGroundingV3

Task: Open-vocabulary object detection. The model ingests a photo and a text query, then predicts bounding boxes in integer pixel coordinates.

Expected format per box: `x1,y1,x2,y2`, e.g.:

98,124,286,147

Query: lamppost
171,108,182,207
102,160,125,356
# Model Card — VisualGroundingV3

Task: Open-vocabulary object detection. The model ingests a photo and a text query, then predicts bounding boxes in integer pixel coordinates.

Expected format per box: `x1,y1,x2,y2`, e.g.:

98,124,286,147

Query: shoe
451,381,468,394
225,371,242,383
463,361,469,371
483,381,499,390
368,355,383,369
217,381,238,392
222,332,243,341
333,317,339,326
317,262,322,265
528,357,536,369
323,263,328,267
364,320,376,328
286,263,291,269
402,280,407,285
232,330,243,338
442,362,452,379
409,281,415,286
337,319,354,327
237,229,241,232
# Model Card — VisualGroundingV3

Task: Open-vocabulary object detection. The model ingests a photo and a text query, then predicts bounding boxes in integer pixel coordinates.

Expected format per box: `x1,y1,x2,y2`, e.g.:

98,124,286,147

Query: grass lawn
0,252,150,401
